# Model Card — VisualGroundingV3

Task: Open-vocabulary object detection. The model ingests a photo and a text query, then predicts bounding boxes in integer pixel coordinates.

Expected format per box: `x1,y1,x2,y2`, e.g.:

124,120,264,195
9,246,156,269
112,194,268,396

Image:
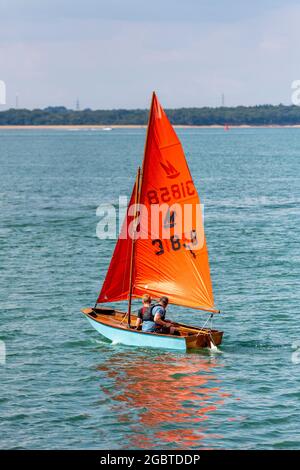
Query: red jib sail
97,93,218,312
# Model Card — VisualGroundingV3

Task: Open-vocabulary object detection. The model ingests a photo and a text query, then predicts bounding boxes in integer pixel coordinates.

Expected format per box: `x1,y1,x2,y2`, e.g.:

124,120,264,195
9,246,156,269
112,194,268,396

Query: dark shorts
156,326,171,335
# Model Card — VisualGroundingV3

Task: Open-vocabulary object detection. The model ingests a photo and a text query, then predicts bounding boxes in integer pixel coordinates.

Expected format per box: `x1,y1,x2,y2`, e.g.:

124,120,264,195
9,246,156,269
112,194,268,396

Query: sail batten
97,92,217,313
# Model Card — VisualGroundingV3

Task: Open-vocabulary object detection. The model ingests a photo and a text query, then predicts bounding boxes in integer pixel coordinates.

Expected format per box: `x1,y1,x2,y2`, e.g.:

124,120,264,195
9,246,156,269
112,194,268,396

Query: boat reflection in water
96,351,229,449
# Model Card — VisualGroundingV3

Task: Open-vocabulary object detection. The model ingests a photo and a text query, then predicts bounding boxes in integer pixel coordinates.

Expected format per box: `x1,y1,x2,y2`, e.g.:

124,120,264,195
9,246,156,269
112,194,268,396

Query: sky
0,0,300,109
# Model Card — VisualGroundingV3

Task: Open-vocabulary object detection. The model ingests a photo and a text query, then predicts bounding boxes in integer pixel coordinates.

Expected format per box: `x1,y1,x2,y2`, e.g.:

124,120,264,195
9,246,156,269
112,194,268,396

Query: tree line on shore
1,104,300,125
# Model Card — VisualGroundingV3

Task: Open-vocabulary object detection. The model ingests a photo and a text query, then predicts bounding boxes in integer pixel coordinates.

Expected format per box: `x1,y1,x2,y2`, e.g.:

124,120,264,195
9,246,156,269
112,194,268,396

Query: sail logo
0,80,6,105
160,160,180,179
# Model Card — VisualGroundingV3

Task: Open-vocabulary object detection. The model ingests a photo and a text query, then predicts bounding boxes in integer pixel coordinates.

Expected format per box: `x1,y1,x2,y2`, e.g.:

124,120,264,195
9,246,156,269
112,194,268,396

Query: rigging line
157,141,182,152
197,314,217,349
120,311,129,325
189,251,213,308
197,313,214,337
119,236,134,325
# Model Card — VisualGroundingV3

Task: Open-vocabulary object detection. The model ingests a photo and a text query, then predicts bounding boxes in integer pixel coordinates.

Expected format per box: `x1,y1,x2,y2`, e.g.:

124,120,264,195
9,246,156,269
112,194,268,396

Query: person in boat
136,294,152,330
142,296,178,335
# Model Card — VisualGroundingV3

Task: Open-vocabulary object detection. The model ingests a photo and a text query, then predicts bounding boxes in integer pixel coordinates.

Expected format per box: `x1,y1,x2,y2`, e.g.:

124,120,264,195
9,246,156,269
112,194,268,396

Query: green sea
0,127,299,449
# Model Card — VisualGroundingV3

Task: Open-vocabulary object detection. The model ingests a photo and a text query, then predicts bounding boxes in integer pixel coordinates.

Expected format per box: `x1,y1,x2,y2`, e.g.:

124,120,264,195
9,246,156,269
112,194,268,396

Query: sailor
136,294,151,330
142,296,179,335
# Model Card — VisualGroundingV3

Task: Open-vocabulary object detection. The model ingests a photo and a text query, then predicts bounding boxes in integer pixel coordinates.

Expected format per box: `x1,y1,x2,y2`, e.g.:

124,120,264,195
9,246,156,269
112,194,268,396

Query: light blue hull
86,316,187,351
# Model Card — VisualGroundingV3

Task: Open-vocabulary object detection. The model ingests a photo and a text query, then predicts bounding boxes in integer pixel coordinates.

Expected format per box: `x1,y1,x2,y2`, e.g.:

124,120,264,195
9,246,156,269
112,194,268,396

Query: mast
127,92,156,326
127,166,141,326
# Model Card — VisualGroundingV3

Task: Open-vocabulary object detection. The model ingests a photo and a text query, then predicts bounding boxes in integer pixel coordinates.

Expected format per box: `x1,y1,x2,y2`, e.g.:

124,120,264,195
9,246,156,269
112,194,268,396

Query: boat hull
86,315,187,351
82,307,223,352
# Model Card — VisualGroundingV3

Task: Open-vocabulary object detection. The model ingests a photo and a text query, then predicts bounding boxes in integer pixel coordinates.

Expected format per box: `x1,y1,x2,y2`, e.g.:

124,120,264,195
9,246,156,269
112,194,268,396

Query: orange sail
97,93,218,313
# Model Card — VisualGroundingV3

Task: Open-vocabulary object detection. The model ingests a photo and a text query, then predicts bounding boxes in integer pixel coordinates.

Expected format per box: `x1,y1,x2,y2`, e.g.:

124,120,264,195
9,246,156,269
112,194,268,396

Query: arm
154,312,171,327
135,309,143,329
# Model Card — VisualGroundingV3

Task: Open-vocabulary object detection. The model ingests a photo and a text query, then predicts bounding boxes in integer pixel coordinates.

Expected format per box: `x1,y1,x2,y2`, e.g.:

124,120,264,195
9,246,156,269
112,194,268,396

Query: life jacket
143,304,166,322
140,306,149,317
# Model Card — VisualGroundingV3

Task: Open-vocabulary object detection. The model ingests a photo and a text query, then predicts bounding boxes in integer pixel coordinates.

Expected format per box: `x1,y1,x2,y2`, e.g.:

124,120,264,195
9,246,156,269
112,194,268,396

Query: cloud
0,1,299,108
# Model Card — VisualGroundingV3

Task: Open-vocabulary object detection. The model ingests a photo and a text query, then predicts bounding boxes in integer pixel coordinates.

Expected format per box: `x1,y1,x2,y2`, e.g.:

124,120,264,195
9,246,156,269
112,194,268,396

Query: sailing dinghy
82,92,223,351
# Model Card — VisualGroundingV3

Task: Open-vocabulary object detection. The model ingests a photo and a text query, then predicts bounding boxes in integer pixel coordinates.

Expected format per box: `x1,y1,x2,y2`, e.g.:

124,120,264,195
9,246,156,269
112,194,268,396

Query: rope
197,313,213,337
197,313,216,348
120,308,137,328
120,312,129,325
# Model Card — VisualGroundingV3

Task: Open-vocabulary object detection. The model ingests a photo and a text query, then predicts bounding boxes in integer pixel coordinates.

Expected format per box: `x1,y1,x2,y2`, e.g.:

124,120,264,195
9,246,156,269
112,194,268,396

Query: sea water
0,127,299,449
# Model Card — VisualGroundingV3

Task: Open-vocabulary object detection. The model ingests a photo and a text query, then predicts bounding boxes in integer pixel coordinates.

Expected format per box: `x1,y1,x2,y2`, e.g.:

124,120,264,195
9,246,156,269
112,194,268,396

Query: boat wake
90,337,110,346
208,342,222,354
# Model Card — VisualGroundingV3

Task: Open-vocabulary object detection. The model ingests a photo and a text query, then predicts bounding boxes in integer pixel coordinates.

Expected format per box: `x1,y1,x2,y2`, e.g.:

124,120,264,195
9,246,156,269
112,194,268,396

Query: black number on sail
184,229,197,258
170,235,181,251
152,239,164,256
163,209,176,229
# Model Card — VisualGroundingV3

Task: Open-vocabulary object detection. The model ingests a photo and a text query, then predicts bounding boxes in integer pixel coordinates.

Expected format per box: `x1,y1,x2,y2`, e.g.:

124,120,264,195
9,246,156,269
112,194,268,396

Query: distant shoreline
2,104,300,127
1,124,300,130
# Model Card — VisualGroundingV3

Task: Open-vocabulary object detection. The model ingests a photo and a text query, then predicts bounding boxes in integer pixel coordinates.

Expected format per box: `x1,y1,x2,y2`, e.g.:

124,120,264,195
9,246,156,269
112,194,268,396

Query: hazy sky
0,0,299,109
